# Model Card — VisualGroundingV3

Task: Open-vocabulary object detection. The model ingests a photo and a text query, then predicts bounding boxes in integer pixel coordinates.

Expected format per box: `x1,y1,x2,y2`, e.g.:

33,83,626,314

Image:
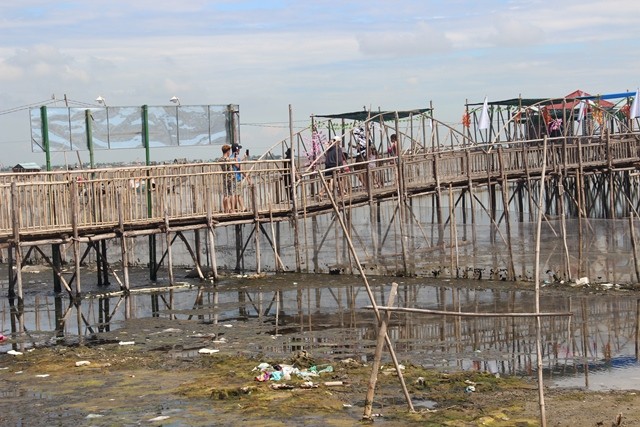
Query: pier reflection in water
1,271,638,391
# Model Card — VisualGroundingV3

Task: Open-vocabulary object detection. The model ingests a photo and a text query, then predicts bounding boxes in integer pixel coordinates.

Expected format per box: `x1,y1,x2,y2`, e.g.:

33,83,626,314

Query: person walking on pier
283,147,294,200
231,144,249,211
219,144,243,213
387,133,398,157
322,135,344,197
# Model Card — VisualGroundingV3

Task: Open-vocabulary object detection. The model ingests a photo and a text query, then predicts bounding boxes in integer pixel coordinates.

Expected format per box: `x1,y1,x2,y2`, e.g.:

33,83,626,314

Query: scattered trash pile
252,350,347,390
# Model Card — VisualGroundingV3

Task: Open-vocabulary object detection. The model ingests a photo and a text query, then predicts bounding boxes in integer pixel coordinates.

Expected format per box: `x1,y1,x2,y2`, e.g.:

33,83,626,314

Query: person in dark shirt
284,147,294,200
324,135,343,195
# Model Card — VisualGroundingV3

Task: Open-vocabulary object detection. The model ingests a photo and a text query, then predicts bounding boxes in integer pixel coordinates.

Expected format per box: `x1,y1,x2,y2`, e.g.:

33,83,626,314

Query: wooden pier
3,103,640,300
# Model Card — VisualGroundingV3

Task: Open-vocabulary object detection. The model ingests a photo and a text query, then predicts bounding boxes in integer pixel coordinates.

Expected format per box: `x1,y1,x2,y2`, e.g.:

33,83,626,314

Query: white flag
577,100,586,122
631,88,640,118
479,96,490,130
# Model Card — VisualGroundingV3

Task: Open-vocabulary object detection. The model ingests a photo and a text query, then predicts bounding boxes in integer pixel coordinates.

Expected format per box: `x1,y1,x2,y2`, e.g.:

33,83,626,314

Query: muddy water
1,267,638,394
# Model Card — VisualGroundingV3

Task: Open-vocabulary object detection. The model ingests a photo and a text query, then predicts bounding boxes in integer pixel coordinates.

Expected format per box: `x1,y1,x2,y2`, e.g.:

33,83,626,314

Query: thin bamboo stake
449,184,457,276
268,208,285,272
635,299,640,359
533,136,549,427
365,305,572,318
117,190,130,292
289,105,302,272
630,212,640,283
70,179,81,298
252,186,261,274
205,192,218,281
558,179,571,281
10,182,23,301
164,211,174,286
498,148,515,280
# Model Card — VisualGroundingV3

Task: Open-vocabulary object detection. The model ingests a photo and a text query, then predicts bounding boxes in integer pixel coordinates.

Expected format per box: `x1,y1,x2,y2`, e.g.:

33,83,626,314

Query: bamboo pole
164,211,174,286
533,136,549,427
205,192,218,281
448,184,457,276
289,105,302,272
558,179,572,281
268,207,285,272
630,212,640,283
498,148,515,280
365,305,572,318
10,181,23,301
252,185,261,274
635,299,640,359
117,190,130,292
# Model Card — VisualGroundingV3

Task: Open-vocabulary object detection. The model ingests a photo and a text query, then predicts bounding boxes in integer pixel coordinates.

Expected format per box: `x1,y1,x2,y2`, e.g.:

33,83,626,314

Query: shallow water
1,267,638,392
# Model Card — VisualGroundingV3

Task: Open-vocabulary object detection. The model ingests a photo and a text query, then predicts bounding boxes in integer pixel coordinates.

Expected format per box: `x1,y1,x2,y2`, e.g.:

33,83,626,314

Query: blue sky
1,0,639,167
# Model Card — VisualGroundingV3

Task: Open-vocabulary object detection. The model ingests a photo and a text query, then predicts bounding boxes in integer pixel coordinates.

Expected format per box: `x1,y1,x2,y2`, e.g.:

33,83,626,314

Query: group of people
322,130,399,195
217,130,400,211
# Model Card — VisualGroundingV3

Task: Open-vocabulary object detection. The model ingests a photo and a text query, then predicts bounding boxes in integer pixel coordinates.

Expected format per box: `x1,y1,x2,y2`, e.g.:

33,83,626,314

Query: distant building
12,162,42,173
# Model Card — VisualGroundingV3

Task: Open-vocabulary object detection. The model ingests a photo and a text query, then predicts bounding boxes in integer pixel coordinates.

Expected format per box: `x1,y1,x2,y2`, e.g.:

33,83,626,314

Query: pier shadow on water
1,267,638,392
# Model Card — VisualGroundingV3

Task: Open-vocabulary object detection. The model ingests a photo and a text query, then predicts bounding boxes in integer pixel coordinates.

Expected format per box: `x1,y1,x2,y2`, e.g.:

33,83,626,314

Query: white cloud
357,21,452,56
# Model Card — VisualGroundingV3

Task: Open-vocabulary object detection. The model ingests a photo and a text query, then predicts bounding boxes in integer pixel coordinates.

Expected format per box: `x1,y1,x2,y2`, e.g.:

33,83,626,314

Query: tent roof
547,90,615,109
466,98,553,107
314,108,431,122
467,90,633,108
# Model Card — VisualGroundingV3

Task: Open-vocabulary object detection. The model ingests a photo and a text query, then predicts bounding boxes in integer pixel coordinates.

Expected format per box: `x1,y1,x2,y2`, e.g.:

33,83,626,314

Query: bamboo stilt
205,192,218,281
252,186,261,274
10,182,23,301
533,136,549,427
630,212,640,283
165,212,174,286
117,190,130,292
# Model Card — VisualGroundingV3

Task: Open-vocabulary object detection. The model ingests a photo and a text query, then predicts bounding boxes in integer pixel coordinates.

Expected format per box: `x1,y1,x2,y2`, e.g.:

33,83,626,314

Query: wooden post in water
533,136,548,427
117,190,130,292
192,184,202,269
498,147,515,280
70,179,82,298
629,212,640,283
558,179,571,281
234,224,243,273
164,211,174,286
434,155,444,246
635,299,640,359
368,165,379,266
394,125,410,276
465,150,477,243
606,130,615,219
10,182,23,301
7,247,14,298
252,185,261,274
100,240,110,286
448,185,458,277
52,244,62,293
205,192,219,281
289,104,302,272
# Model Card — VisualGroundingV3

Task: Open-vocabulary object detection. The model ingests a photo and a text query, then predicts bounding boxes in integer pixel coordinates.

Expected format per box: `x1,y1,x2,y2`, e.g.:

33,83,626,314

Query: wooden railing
2,132,640,242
